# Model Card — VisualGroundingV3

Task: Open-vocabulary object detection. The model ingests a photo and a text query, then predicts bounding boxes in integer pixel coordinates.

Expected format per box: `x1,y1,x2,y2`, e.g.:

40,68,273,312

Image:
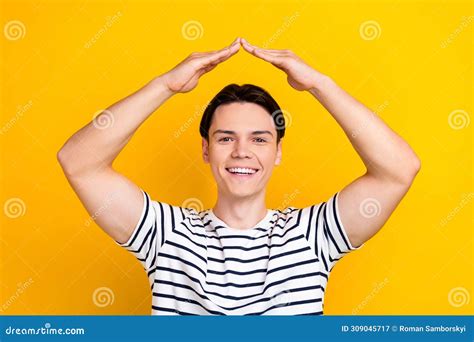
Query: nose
231,140,252,159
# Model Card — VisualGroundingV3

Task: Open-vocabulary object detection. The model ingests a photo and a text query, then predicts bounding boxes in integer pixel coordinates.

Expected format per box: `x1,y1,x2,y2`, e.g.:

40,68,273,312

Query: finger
198,41,240,66
241,39,287,60
201,63,218,74
256,49,289,56
241,38,285,55
188,38,240,59
217,42,241,62
194,62,219,81
240,37,260,54
252,49,286,67
189,49,229,68
241,38,288,55
228,37,240,47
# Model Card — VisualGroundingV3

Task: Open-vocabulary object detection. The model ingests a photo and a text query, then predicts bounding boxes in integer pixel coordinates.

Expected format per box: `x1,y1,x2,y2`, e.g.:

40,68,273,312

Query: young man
57,37,420,315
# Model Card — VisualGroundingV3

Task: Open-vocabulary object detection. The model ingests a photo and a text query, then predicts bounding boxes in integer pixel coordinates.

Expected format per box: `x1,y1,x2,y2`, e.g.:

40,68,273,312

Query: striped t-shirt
115,189,363,315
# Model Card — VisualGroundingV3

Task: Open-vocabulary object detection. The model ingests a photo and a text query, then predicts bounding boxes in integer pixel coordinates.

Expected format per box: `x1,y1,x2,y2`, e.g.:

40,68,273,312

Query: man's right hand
159,37,241,94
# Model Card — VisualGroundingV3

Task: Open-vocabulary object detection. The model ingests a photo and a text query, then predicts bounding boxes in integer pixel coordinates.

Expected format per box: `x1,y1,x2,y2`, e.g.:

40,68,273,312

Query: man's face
202,102,283,200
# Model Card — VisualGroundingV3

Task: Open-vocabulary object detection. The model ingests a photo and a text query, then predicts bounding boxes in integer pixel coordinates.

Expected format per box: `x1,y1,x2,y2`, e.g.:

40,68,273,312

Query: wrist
151,75,176,99
308,72,332,96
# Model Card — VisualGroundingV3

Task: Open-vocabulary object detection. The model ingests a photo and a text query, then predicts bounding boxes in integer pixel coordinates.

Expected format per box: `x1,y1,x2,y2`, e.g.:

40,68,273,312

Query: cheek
259,148,277,164
208,146,228,164
208,149,228,174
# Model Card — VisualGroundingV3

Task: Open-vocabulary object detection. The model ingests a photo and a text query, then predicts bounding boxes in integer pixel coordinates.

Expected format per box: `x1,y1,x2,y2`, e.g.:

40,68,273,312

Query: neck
212,190,268,230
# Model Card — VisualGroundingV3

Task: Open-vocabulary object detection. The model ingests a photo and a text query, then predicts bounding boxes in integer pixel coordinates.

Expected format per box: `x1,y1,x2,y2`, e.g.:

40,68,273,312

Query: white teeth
227,167,257,174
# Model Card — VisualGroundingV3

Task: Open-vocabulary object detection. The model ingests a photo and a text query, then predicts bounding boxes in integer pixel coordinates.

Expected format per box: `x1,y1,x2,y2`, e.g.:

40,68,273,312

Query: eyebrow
212,129,274,137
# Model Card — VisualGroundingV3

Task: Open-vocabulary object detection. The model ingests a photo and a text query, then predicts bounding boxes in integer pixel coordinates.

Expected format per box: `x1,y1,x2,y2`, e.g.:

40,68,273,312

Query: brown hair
199,84,285,144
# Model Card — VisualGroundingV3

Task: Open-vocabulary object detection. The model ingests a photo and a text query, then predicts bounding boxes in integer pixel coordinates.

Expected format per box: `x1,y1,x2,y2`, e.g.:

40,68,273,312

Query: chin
227,185,263,199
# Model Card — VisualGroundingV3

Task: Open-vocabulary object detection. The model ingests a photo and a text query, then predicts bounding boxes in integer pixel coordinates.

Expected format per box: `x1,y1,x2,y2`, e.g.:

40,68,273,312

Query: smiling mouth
225,167,260,178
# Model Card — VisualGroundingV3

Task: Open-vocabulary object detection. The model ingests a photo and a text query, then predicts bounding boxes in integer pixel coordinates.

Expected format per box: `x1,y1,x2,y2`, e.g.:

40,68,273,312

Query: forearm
58,76,174,176
308,73,420,184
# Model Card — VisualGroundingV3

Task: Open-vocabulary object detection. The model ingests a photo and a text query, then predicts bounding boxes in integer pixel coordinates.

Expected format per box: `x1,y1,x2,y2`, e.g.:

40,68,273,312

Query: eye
219,137,233,142
254,137,267,143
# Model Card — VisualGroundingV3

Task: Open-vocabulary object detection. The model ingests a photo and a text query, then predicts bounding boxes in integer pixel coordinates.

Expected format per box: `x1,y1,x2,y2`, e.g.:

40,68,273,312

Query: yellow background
1,0,472,315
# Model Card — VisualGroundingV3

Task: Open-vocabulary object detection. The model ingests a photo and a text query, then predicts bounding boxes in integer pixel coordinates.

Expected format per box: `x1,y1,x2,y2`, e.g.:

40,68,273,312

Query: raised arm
240,38,421,248
57,38,241,243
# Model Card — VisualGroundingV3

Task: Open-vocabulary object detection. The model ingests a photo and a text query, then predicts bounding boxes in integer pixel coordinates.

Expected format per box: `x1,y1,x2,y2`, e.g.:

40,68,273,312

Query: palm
161,38,240,94
240,38,319,92
160,37,321,94
284,59,318,91
165,63,203,93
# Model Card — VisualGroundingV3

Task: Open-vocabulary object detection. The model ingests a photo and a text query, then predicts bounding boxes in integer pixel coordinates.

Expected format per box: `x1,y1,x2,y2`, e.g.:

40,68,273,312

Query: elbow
412,155,421,174
56,148,67,166
399,153,421,186
409,148,421,177
57,144,111,178
396,140,421,185
57,147,73,175
57,143,80,177
378,152,421,186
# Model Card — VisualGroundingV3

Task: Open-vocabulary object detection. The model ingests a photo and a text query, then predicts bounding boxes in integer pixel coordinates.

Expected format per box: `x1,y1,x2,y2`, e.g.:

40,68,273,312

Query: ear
275,139,283,165
202,137,210,163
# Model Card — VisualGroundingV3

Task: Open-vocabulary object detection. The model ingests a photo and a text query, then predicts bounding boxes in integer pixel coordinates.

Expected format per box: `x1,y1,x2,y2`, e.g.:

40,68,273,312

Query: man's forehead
212,103,275,127
212,129,274,136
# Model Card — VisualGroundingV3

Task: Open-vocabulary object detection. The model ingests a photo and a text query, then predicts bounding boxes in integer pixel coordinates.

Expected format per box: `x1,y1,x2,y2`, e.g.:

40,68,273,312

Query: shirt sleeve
114,189,185,281
301,191,364,272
